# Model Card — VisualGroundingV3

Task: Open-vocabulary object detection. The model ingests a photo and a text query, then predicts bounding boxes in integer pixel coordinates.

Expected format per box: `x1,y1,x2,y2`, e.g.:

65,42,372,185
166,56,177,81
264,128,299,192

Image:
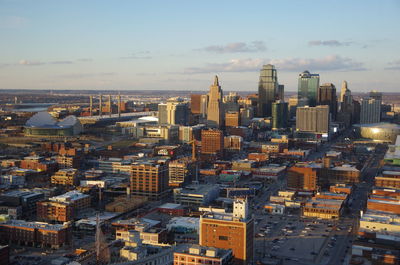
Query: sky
0,0,400,92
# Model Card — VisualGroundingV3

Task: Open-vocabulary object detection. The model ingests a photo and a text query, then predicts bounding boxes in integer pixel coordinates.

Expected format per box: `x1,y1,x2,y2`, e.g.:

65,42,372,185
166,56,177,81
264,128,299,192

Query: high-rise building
191,94,202,115
318,83,338,121
159,99,189,126
199,198,254,265
225,111,240,127
296,105,329,134
360,97,381,124
130,160,169,200
277,84,285,101
369,90,383,101
298,70,320,107
158,103,168,125
340,80,348,103
288,97,298,119
201,129,224,158
207,76,223,128
258,64,278,117
168,157,195,187
271,101,288,129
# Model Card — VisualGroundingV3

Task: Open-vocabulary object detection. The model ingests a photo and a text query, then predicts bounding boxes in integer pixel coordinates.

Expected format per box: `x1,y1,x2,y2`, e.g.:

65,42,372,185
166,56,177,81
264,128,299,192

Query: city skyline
0,1,400,92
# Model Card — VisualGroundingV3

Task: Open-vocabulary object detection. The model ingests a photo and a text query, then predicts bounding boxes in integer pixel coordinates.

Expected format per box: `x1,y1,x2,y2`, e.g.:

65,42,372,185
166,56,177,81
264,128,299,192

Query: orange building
367,198,400,215
0,220,70,249
375,171,400,189
37,201,74,222
225,111,240,127
130,160,169,200
51,168,79,186
201,129,224,158
287,165,318,191
199,199,253,265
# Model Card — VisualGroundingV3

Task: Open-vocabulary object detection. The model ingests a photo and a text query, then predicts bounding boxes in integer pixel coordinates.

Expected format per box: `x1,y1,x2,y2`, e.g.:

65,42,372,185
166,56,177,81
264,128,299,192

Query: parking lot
254,212,355,264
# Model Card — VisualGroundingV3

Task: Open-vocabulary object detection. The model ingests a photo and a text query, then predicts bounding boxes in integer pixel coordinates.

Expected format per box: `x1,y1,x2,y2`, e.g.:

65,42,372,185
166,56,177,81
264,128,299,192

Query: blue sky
0,0,399,92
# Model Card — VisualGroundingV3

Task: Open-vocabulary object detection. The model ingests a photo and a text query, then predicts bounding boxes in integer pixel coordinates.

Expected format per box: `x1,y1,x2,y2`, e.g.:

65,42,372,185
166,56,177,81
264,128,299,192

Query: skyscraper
158,103,168,125
360,97,381,124
258,64,278,117
298,70,320,107
207,76,223,128
296,105,330,134
272,100,288,129
190,94,202,115
159,98,189,126
340,81,348,103
318,83,338,121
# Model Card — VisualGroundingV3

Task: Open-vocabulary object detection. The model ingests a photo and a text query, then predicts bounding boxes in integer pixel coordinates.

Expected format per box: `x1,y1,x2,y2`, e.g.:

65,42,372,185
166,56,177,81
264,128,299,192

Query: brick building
201,129,224,159
0,220,70,249
199,199,253,265
287,165,319,191
130,160,169,200
37,201,74,222
51,168,79,186
174,244,233,265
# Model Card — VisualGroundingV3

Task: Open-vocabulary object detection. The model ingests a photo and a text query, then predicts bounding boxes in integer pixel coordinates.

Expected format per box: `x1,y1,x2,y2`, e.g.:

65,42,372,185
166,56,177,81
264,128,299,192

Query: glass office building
258,64,278,117
298,70,320,107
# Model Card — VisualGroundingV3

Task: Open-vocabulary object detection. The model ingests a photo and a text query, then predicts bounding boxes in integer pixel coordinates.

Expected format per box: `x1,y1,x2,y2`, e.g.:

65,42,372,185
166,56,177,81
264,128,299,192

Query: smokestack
118,94,121,118
108,95,112,117
89,95,93,116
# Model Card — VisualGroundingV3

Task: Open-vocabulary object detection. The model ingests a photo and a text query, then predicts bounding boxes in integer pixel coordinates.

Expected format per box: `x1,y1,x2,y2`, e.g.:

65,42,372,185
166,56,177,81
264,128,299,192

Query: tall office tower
225,111,240,127
369,90,383,101
239,106,254,126
277,84,285,101
360,97,381,124
340,81,348,102
296,105,330,133
318,83,338,121
190,94,202,114
130,160,169,200
298,70,320,107
158,103,168,125
99,94,103,116
207,76,223,128
166,98,189,125
199,198,254,265
288,97,298,119
89,95,93,116
108,95,112,117
118,94,121,118
272,100,288,129
258,64,278,117
200,94,209,118
201,129,224,158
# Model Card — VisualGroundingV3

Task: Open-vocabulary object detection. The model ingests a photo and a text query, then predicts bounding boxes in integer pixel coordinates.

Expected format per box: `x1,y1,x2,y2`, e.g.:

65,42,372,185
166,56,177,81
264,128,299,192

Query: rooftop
1,220,68,231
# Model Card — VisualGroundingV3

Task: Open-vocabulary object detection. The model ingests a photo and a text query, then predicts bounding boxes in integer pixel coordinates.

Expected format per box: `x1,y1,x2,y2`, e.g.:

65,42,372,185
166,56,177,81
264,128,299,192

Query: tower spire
213,75,219,86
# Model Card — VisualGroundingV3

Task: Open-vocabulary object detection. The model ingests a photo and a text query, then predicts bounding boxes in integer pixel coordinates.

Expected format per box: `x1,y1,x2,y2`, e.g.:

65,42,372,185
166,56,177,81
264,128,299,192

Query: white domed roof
26,112,57,127
58,115,79,127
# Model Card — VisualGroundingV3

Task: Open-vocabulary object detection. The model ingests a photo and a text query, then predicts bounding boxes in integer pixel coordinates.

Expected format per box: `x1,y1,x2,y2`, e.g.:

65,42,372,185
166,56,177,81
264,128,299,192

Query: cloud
76,58,93,62
196,41,267,53
385,59,400,70
120,51,152,60
49,61,74,65
19,60,45,66
184,58,264,74
0,16,27,28
184,55,366,74
270,55,366,71
308,40,353,47
57,72,116,79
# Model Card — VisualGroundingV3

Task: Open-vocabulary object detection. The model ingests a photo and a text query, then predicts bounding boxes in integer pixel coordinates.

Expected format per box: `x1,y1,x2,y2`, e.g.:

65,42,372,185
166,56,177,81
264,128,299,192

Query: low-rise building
173,184,220,207
0,220,71,249
49,190,90,211
174,244,233,265
37,201,74,222
51,168,79,186
302,198,344,219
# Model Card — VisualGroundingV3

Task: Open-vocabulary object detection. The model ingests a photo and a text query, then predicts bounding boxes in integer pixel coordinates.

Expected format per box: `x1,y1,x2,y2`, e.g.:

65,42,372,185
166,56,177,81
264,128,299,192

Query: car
290,247,295,251
310,251,317,255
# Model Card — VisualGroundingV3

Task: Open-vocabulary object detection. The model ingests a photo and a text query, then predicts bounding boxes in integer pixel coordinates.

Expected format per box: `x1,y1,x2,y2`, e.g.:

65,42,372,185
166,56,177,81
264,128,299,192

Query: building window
219,235,228,241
